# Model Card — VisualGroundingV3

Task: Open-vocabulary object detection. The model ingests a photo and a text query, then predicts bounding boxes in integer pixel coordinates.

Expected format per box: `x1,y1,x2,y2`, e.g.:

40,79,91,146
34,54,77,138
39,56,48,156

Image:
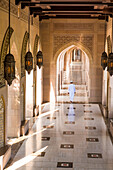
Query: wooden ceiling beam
39,14,106,20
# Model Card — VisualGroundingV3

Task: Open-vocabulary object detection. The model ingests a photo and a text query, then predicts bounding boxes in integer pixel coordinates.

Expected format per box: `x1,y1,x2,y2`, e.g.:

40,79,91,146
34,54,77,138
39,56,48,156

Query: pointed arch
33,34,39,70
0,27,14,88
54,41,93,64
21,31,29,78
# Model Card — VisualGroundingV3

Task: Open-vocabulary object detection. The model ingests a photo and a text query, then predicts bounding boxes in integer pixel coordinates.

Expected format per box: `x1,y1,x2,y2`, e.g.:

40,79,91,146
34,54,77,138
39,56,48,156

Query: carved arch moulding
21,31,29,78
53,34,94,58
33,34,39,70
0,27,14,88
53,35,93,63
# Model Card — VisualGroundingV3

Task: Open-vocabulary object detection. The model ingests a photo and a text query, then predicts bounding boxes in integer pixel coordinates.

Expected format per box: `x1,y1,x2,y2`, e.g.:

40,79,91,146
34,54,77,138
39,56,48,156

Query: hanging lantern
107,52,113,76
4,53,15,86
101,51,107,70
4,0,16,86
25,51,33,74
36,50,43,69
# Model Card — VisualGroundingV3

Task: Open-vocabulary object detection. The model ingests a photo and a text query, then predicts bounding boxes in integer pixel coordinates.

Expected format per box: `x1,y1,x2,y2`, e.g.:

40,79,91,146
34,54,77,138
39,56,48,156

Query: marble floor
5,103,113,170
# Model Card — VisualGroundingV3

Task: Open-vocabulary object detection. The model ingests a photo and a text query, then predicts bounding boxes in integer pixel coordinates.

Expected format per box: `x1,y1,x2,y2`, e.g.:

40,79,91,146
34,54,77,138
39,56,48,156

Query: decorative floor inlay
66,114,75,116
60,144,74,149
33,152,45,157
41,137,50,141
86,138,99,142
84,111,93,113
84,118,94,120
83,105,91,107
85,126,96,130
57,162,73,168
63,131,74,135
65,121,75,124
60,93,85,97
43,125,54,129
57,102,85,104
47,117,56,119
67,107,76,109
87,153,102,158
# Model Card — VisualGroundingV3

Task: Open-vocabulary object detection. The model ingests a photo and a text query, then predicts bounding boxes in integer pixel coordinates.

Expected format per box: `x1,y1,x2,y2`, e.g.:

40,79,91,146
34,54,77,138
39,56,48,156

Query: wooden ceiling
15,0,113,21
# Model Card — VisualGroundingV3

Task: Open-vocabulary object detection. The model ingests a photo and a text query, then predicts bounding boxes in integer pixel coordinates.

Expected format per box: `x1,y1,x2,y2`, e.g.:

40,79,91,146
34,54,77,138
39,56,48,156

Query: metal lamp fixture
101,52,107,70
25,51,33,74
25,7,33,74
107,19,113,76
4,0,15,86
36,50,43,69
101,16,107,70
107,52,113,76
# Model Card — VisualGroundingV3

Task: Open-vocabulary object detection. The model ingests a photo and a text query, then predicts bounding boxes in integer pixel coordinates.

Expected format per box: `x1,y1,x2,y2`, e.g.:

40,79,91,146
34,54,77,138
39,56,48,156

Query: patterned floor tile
57,162,73,168
87,153,102,158
86,138,99,142
63,131,74,135
66,114,75,116
47,117,56,119
84,118,94,120
65,121,75,124
85,126,96,130
41,137,50,141
60,144,74,149
33,152,45,157
43,125,54,129
84,111,93,113
67,107,76,109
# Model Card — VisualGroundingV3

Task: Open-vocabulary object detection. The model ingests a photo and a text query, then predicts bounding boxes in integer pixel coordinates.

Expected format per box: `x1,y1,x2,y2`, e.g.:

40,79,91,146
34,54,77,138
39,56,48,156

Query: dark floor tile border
86,138,99,142
41,137,50,141
83,105,91,107
63,131,74,135
60,144,74,149
87,153,102,158
57,162,73,168
65,121,75,124
84,118,94,120
43,125,54,129
85,126,96,130
67,107,76,109
84,111,93,113
47,117,56,119
33,151,45,157
66,114,75,116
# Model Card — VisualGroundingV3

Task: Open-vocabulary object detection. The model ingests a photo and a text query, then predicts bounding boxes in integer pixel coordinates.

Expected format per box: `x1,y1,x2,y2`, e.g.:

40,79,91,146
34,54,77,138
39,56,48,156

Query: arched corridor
56,45,90,103
1,0,113,169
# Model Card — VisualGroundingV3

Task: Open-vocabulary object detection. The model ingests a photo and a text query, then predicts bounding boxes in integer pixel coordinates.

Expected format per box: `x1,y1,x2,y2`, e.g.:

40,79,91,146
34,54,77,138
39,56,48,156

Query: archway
0,96,5,148
55,43,91,103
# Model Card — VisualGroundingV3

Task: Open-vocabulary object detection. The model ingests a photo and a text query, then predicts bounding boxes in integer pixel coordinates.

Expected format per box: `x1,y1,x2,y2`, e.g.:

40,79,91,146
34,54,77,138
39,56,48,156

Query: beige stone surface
40,19,105,103
0,1,39,139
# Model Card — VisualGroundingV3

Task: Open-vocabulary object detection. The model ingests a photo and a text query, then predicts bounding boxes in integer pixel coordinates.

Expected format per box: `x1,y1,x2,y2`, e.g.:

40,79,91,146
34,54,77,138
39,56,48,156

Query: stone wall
40,19,104,103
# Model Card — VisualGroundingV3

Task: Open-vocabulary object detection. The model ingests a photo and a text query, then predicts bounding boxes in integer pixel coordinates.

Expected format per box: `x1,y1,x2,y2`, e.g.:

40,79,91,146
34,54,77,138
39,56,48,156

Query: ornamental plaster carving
53,23,94,31
0,0,38,27
53,34,93,56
